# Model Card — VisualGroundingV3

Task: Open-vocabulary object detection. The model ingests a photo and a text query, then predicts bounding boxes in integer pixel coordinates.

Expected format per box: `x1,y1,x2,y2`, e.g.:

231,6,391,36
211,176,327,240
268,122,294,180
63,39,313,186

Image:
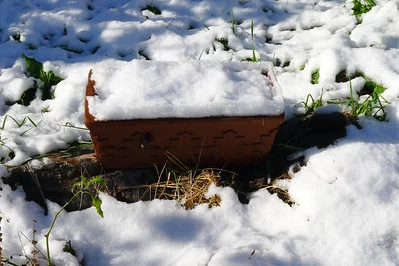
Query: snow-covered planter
84,60,284,168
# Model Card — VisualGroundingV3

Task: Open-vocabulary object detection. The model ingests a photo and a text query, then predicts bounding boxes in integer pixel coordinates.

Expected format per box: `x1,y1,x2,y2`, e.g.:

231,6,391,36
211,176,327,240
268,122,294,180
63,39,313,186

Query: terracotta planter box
84,61,284,169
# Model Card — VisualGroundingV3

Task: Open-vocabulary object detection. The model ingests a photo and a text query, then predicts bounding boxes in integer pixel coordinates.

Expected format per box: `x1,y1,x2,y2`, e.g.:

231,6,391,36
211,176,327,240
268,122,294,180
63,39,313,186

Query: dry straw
128,168,222,210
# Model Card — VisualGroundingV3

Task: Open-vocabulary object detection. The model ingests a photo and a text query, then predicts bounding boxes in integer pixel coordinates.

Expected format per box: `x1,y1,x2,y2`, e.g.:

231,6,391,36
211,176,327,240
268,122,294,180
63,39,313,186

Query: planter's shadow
151,214,204,242
234,111,348,191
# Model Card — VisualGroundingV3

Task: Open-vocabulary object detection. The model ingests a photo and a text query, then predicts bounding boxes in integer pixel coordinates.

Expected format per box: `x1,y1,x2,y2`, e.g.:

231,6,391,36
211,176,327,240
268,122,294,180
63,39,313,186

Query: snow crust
88,60,283,119
0,0,399,265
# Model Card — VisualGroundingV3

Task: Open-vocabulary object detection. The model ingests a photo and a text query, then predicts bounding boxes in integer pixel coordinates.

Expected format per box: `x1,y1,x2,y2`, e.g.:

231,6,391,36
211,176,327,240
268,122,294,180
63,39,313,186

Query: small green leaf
81,176,89,187
352,0,376,17
71,181,82,193
311,69,320,84
91,196,104,218
21,54,63,101
47,70,63,85
21,54,43,79
39,70,63,100
374,85,385,94
88,176,105,186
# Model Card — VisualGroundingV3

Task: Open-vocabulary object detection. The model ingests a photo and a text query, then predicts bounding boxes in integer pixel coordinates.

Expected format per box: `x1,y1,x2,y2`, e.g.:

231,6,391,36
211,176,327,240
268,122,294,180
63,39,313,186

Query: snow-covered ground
1,0,399,265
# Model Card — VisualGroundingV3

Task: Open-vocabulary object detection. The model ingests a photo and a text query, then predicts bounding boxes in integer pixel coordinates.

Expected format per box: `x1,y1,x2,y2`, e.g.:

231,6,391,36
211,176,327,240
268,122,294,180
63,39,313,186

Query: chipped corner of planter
84,69,96,127
84,61,285,169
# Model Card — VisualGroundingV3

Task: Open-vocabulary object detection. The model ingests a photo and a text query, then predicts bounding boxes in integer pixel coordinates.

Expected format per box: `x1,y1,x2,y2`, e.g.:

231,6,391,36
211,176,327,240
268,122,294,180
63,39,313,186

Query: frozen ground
1,0,399,265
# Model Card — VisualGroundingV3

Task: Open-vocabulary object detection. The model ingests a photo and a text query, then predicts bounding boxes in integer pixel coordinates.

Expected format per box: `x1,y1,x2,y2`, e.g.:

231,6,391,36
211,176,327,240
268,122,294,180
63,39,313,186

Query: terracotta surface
85,71,284,169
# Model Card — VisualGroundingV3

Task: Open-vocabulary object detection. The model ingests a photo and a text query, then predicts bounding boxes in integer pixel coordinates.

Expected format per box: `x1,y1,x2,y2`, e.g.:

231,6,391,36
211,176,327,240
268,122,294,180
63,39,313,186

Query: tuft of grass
297,72,390,121
352,0,376,17
246,20,260,62
329,73,390,121
231,8,237,34
0,115,39,130
294,89,324,114
0,115,41,136
348,78,389,120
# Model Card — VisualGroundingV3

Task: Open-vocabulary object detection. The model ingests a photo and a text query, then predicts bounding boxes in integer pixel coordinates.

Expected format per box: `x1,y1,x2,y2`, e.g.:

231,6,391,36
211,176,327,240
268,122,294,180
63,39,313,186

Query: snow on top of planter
87,60,283,120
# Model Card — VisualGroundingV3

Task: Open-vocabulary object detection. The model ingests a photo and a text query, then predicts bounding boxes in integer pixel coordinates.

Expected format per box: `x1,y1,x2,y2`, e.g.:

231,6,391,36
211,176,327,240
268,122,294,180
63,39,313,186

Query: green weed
295,89,324,114
45,176,104,266
21,54,63,101
311,69,320,84
352,0,376,17
1,177,103,266
298,72,391,121
330,78,390,121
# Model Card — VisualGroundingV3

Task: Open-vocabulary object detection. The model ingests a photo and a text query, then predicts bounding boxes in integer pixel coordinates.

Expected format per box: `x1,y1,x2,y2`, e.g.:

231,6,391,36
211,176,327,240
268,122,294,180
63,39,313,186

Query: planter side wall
87,116,283,168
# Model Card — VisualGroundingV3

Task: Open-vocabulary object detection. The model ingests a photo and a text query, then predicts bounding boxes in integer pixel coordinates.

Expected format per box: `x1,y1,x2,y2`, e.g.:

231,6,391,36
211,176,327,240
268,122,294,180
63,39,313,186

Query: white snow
88,60,282,120
0,0,399,265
